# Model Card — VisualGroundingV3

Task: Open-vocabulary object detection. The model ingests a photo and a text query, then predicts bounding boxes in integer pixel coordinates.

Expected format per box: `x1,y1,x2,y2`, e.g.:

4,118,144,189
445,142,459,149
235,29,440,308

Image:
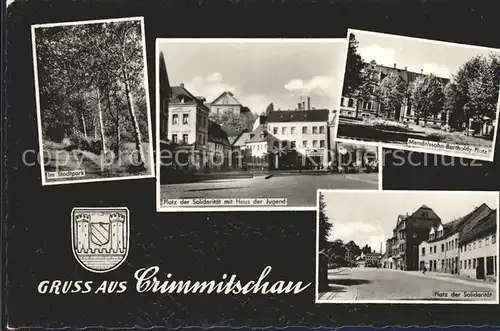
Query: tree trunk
97,88,107,155
81,114,87,138
106,89,120,157
355,99,360,118
121,67,145,167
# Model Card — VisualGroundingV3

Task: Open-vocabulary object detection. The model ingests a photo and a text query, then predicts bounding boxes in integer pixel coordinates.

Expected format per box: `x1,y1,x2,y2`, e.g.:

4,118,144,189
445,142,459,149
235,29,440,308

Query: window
341,97,345,107
273,127,278,135
493,234,496,244
312,140,318,148
348,99,354,107
319,126,325,134
182,134,188,143
473,259,476,269
486,236,490,246
460,261,462,269
291,127,296,135
468,259,471,269
291,141,296,148
302,126,307,134
473,241,477,249
302,140,307,148
421,247,425,256
312,126,318,134
320,140,325,148
183,114,189,125
441,244,444,252
172,134,178,143
282,127,287,135
441,260,444,270
172,114,179,125
479,239,482,248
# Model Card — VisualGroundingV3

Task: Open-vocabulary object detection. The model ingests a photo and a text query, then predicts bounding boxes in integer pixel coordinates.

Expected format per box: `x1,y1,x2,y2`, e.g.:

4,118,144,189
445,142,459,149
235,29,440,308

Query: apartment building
167,84,209,168
388,205,441,271
266,109,329,170
459,208,497,280
340,60,449,123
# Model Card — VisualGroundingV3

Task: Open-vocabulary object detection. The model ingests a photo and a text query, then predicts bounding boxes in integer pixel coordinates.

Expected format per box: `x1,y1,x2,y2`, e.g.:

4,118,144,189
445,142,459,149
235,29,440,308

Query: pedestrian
422,267,427,275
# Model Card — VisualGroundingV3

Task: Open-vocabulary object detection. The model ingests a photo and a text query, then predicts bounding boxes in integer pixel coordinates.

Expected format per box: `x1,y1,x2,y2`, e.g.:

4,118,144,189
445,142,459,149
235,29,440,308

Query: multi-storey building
388,205,441,271
418,203,494,274
244,124,272,168
340,61,449,124
168,84,210,169
459,208,497,280
266,109,330,170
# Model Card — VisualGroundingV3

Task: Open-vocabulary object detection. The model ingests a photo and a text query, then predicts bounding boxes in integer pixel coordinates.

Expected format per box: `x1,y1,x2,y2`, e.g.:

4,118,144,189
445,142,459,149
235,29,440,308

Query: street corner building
418,204,497,281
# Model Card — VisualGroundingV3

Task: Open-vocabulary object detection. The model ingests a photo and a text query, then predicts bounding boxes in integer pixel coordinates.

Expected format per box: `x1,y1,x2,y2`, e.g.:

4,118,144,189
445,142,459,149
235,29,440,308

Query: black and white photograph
336,29,500,161
316,190,499,304
31,17,154,185
156,39,381,211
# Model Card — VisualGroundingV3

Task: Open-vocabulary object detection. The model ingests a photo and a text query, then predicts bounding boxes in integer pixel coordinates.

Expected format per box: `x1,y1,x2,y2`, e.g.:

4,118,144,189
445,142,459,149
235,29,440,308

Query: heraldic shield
71,207,129,273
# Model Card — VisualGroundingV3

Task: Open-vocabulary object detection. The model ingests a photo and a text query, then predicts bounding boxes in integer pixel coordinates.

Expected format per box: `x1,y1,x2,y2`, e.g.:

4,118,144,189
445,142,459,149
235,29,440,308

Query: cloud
239,93,272,115
284,76,336,96
328,221,386,253
359,44,396,67
419,63,452,79
183,73,237,103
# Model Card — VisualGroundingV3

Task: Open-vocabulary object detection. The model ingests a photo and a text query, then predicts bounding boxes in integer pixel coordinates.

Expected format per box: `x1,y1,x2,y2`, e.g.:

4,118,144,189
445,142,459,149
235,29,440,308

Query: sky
352,30,500,79
322,191,499,253
158,40,346,115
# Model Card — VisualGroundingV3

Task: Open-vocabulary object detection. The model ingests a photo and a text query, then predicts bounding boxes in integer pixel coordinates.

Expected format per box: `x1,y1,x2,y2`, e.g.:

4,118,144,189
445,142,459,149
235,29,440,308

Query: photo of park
32,17,154,185
336,29,500,161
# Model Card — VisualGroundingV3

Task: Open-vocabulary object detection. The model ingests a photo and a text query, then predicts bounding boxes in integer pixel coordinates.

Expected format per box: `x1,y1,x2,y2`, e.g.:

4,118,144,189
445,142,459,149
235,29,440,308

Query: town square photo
316,190,499,304
156,39,380,211
31,17,154,185
336,29,500,161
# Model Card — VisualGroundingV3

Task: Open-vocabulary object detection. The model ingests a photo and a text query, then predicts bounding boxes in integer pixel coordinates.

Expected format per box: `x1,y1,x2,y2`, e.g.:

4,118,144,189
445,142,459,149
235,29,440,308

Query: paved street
320,267,496,301
160,173,378,207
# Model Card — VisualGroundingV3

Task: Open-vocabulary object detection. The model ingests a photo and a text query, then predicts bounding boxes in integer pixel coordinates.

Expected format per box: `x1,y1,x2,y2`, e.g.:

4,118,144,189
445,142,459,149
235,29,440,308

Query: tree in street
375,72,407,120
342,33,366,97
318,192,333,292
410,74,445,125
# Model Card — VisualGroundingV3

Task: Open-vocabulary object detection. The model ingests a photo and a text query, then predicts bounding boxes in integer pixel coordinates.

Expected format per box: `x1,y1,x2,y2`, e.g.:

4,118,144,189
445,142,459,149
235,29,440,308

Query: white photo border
315,189,500,304
333,28,500,163
31,16,155,186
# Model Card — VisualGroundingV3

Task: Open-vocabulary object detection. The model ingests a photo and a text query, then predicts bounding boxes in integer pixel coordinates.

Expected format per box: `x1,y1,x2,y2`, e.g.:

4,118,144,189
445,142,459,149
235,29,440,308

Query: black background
4,0,500,328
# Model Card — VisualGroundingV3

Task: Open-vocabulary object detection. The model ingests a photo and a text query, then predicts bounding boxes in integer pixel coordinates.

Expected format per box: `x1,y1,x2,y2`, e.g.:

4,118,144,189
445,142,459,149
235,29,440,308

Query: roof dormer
429,227,435,235
437,224,443,232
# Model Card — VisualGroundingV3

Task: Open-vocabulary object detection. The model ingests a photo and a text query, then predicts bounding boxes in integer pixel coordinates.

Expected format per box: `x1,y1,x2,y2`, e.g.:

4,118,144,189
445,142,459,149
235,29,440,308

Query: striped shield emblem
90,222,110,246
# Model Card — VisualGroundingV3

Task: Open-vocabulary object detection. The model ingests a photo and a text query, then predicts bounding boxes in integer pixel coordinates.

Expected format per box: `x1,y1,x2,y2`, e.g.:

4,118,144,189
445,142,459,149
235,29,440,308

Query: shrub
371,119,410,132
69,134,104,155
426,132,446,141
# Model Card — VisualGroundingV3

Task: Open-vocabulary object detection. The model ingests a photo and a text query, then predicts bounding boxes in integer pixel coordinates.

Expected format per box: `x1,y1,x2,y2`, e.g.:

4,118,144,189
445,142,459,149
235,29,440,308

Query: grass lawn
43,140,152,182
338,118,494,150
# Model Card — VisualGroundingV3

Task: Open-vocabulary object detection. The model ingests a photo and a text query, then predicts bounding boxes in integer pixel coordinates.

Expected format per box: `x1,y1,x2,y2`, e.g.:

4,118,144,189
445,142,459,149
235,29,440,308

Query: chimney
180,83,184,88
307,96,311,110
298,102,302,110
420,69,423,74
393,63,396,68
302,101,306,110
404,66,407,71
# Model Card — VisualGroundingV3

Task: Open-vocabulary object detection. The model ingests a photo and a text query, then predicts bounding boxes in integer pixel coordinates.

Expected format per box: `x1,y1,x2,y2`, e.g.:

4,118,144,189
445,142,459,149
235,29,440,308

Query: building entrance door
486,256,494,276
476,257,485,279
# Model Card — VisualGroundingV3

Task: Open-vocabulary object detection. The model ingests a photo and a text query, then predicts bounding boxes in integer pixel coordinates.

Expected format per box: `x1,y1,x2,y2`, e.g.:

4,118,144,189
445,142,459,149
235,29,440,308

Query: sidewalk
318,268,358,301
391,268,497,290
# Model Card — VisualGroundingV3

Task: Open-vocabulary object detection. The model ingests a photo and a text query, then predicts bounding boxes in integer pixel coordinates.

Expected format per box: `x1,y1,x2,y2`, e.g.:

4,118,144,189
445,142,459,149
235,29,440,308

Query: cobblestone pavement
325,267,496,301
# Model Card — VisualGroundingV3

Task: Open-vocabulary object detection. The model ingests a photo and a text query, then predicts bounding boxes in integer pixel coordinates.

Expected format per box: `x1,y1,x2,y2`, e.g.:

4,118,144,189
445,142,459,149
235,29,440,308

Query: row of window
426,257,458,272
340,97,374,110
270,125,326,136
171,133,208,145
461,234,496,253
247,140,327,150
460,256,497,272
421,234,496,256
171,113,208,127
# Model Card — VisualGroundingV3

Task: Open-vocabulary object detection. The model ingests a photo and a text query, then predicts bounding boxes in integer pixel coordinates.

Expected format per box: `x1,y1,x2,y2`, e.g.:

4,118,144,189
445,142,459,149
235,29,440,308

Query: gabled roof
170,85,208,110
247,125,268,143
267,109,329,123
208,120,230,146
372,63,450,86
229,129,251,147
459,204,495,245
211,91,242,106
460,209,497,245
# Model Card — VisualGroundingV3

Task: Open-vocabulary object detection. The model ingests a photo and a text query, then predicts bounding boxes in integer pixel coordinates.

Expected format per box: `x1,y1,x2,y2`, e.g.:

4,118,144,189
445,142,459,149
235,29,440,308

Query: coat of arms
71,207,129,273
